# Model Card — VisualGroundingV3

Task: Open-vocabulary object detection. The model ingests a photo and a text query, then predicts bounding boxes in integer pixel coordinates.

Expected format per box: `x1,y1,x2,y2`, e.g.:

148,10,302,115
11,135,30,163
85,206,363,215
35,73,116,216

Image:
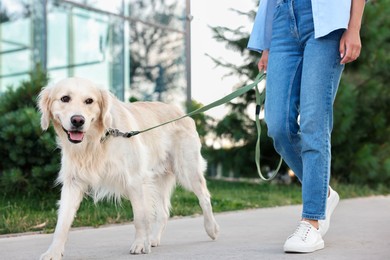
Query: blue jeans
265,0,344,220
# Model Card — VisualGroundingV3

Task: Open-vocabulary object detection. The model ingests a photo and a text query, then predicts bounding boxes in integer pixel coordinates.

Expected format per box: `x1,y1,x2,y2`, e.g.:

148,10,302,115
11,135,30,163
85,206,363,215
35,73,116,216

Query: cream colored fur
38,77,219,259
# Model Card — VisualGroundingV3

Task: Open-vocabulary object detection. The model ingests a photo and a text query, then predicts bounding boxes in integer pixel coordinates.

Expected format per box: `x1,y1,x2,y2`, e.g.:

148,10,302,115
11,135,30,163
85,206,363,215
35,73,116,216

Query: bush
0,70,60,195
0,68,49,114
332,79,390,185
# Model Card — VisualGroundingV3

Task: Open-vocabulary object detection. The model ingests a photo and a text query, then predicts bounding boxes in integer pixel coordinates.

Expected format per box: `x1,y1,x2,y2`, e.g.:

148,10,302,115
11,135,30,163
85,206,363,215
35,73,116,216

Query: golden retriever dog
38,77,219,259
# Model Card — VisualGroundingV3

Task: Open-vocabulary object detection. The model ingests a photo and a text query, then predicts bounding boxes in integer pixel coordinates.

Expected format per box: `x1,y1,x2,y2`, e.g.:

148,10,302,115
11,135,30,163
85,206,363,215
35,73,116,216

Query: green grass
1,179,389,235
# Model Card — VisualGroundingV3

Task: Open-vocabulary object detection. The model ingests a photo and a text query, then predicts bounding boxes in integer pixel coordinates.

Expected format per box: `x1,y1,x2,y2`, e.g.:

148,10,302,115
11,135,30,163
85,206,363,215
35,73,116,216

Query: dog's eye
61,96,71,103
85,98,94,105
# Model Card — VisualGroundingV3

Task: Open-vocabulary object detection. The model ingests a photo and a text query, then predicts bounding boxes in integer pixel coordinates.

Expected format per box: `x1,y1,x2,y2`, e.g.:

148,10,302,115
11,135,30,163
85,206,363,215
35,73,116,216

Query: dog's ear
99,89,112,129
37,87,52,131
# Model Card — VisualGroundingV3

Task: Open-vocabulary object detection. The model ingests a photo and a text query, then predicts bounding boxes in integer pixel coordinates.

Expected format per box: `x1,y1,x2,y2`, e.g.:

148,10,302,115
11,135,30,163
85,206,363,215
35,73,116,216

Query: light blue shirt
247,0,352,52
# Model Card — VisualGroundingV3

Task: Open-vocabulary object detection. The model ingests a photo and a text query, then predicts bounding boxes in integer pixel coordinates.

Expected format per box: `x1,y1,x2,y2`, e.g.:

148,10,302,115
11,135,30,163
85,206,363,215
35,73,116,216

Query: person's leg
265,0,304,181
282,0,343,253
299,28,345,222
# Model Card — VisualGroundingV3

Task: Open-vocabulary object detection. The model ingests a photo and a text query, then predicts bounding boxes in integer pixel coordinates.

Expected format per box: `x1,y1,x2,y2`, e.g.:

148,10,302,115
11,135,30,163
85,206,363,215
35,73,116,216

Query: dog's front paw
40,250,63,260
130,239,151,254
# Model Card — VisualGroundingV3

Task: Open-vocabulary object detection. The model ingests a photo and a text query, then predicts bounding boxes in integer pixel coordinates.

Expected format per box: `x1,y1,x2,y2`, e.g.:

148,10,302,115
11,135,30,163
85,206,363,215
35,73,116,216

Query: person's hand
340,28,362,64
257,50,269,72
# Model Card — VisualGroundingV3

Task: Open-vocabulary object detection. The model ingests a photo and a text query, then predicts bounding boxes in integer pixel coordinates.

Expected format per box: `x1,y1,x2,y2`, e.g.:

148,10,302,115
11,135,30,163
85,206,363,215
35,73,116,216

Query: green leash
101,73,283,181
254,80,283,181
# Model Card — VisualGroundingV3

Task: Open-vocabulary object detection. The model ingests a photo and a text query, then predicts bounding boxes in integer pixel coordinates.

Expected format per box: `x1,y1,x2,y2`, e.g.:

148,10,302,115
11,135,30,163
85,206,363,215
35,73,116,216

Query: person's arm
257,50,269,72
340,0,366,64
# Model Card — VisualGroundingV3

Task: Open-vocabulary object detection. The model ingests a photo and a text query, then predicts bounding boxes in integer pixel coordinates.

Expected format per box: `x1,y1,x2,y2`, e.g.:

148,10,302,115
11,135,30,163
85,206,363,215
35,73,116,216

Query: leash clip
100,128,121,143
101,128,141,143
108,128,121,137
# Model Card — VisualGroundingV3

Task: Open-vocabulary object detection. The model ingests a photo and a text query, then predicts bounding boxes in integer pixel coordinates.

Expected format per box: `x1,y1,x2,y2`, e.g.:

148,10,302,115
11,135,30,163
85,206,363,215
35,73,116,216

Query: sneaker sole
284,240,325,253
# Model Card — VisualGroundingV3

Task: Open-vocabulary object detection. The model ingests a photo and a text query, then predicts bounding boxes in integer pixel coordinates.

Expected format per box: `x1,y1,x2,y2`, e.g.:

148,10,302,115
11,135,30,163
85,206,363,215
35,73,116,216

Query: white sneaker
319,186,340,236
284,221,325,253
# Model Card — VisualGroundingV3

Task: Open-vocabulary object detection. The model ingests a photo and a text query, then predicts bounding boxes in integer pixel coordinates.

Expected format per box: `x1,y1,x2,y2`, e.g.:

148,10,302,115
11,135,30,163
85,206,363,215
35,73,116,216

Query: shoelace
291,221,313,242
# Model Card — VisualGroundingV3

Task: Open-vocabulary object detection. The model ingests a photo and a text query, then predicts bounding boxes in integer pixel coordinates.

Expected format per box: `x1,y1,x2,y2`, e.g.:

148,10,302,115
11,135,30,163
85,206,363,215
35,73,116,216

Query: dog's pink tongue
69,131,84,141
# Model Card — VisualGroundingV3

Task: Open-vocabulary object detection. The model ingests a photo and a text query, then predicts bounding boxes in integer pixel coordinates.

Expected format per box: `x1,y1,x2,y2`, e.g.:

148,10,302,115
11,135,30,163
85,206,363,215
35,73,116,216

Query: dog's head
38,77,112,144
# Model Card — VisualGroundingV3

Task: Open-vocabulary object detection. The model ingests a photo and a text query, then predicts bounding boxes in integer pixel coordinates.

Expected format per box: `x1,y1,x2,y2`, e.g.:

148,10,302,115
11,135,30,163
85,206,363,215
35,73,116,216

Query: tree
128,0,186,102
203,7,286,179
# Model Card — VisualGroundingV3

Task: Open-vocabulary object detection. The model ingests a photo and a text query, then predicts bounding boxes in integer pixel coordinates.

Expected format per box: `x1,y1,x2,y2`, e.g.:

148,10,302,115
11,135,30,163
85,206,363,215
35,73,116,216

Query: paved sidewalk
1,196,389,260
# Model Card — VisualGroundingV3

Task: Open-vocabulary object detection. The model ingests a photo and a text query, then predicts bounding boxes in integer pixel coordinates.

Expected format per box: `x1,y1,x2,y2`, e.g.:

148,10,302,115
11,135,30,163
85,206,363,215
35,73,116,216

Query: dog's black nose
71,115,85,127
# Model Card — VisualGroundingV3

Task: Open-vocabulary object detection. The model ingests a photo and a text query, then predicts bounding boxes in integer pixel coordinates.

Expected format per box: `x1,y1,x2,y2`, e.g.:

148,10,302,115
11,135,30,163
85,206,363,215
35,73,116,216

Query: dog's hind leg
150,172,176,247
175,145,220,240
188,171,220,240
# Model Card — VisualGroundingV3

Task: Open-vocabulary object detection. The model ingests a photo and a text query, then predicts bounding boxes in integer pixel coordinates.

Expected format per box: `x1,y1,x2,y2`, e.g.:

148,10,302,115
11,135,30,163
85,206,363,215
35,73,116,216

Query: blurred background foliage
0,0,389,196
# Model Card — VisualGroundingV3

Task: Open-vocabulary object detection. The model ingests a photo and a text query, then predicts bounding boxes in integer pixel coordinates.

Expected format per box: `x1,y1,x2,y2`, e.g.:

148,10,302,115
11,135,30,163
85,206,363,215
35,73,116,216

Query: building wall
0,0,189,104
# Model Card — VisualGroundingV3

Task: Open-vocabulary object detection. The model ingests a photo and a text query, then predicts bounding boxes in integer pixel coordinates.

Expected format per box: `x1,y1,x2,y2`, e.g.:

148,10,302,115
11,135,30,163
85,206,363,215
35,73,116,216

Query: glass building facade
0,0,190,104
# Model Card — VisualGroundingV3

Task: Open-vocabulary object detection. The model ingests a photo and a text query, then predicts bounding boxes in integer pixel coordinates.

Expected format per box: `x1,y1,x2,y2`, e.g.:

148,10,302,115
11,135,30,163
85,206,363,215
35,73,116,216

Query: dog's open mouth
63,127,85,143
